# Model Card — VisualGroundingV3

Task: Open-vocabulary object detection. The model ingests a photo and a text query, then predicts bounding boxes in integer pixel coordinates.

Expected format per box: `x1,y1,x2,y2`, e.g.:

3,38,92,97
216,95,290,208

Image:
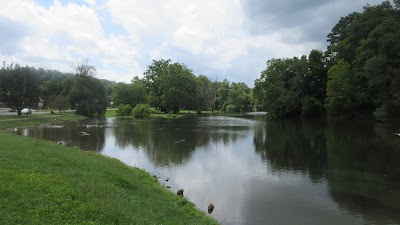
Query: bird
208,203,215,214
177,189,184,196
395,133,400,137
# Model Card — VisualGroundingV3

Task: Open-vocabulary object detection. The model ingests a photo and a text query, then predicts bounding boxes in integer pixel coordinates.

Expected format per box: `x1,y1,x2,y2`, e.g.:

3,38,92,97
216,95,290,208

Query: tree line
112,59,252,115
254,0,400,120
0,59,252,117
0,60,109,117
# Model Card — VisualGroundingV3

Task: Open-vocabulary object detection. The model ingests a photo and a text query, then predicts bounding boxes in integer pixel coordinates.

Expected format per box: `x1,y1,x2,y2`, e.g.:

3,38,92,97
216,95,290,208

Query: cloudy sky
0,0,384,86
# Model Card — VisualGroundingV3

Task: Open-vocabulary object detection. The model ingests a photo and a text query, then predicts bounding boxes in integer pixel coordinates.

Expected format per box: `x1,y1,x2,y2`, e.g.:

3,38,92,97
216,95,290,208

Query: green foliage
117,104,132,116
144,60,196,113
254,55,322,117
62,62,108,117
195,75,214,112
47,95,70,112
132,104,151,118
325,60,355,116
301,96,323,116
111,81,147,107
216,79,251,113
325,1,400,119
0,132,218,224
159,63,196,113
254,1,400,120
0,64,40,116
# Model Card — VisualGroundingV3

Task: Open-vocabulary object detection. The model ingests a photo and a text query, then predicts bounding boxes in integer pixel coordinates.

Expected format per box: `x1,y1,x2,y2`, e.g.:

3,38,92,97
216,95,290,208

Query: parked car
21,108,32,114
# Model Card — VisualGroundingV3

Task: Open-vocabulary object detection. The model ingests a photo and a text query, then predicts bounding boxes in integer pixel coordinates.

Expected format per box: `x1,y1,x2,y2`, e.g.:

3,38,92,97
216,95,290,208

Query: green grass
149,109,221,119
104,107,221,119
104,108,118,117
0,132,219,224
0,113,85,129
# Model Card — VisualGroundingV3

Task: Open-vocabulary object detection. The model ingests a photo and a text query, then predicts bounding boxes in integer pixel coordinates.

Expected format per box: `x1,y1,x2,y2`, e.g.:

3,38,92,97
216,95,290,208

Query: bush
132,104,151,118
301,96,323,116
117,104,132,116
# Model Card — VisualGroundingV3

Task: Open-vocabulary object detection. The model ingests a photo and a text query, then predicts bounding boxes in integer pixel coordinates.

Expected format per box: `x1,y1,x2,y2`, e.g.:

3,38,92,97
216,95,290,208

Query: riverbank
105,108,222,119
0,117,219,224
0,113,85,129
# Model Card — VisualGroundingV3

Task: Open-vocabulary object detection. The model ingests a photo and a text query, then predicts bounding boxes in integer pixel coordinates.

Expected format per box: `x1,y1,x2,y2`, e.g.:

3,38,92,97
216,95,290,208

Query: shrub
132,104,151,118
301,96,323,116
117,104,132,116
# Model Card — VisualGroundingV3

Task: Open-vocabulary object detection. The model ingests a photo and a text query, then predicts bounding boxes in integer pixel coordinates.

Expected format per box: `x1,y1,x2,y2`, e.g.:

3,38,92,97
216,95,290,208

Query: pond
13,115,400,225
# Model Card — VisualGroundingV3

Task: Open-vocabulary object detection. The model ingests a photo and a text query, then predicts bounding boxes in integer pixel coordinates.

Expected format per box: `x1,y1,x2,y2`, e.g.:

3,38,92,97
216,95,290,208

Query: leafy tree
225,82,251,113
62,61,108,117
47,95,70,113
195,75,214,112
325,60,355,116
324,1,400,119
0,63,40,116
143,59,171,111
132,104,151,117
111,80,147,108
217,79,230,112
117,104,132,116
144,59,196,113
158,63,196,113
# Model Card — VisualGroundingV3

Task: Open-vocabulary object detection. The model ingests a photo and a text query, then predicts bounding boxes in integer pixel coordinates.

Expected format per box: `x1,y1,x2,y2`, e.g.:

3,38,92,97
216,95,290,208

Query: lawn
0,112,85,129
0,114,218,224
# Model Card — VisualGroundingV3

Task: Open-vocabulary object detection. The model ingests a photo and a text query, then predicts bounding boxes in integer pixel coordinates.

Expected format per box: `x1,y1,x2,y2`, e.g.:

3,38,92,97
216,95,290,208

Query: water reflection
111,117,253,166
253,117,400,224
16,119,107,151
13,116,400,225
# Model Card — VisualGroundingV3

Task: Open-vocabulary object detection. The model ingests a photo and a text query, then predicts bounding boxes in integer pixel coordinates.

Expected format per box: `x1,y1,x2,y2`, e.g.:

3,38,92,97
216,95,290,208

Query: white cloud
0,0,143,82
0,0,387,85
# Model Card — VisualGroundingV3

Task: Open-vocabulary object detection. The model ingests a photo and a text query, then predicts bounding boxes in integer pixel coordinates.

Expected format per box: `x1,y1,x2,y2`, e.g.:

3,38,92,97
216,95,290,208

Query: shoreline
0,115,219,224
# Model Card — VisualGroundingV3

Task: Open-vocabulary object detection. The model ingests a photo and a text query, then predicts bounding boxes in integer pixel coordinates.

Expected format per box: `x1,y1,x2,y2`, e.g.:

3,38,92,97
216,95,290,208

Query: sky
0,0,384,86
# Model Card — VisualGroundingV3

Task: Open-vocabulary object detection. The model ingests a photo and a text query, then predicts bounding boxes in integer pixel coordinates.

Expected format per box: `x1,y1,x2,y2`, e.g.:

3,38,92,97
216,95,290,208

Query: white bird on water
395,133,400,137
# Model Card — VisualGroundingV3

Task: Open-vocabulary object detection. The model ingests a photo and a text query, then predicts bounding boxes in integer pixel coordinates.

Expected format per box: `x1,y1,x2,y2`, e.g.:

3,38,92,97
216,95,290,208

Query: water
13,115,400,225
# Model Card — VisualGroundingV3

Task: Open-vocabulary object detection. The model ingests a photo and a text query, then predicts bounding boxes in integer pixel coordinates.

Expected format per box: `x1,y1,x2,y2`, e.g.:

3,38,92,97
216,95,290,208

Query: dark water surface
13,116,400,225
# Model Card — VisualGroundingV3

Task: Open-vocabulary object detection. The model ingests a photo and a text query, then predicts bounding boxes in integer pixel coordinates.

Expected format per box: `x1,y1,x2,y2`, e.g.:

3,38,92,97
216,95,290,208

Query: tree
225,82,251,113
132,104,151,117
325,1,400,119
325,60,355,116
217,79,230,112
0,63,40,116
143,59,196,113
111,80,147,108
158,63,196,113
117,104,132,116
143,59,171,111
47,95,70,113
62,61,108,117
195,75,214,112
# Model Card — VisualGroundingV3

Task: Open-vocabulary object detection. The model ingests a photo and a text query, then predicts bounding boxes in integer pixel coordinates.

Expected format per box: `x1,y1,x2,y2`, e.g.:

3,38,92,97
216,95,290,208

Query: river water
13,115,400,225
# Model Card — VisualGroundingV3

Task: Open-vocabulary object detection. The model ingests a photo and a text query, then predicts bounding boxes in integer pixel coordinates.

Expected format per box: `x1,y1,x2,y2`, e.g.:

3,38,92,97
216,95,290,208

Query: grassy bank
0,116,218,224
0,113,85,129
106,107,220,119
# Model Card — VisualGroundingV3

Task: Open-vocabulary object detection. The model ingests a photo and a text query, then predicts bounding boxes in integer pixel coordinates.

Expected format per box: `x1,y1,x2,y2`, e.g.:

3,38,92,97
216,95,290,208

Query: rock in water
177,189,184,196
208,203,214,214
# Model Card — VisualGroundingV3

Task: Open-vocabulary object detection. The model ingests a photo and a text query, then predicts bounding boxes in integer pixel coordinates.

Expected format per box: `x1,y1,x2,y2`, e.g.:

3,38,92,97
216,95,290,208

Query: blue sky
0,0,384,86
